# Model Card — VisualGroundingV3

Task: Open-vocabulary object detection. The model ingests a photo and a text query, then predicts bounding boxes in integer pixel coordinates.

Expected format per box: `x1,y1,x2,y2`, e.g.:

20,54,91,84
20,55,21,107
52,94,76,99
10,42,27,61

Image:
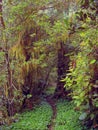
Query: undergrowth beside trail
1,102,52,130
1,99,88,130
54,100,87,130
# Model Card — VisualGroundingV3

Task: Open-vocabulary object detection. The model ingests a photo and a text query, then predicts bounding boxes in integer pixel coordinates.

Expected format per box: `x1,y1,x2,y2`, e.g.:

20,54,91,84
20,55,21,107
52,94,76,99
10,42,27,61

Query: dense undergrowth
54,100,87,130
1,102,52,130
1,99,88,130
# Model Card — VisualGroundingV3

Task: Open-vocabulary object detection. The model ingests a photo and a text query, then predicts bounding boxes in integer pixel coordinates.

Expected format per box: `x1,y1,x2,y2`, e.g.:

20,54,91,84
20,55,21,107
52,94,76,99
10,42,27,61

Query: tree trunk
54,42,70,98
0,0,15,116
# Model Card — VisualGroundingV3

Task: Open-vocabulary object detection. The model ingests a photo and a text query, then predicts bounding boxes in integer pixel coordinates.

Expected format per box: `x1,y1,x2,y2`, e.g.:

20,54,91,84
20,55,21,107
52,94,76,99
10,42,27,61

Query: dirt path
46,95,57,130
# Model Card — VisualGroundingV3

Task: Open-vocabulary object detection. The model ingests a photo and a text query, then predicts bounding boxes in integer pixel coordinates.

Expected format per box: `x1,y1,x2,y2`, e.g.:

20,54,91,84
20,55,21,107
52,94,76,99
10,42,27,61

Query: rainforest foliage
0,0,98,129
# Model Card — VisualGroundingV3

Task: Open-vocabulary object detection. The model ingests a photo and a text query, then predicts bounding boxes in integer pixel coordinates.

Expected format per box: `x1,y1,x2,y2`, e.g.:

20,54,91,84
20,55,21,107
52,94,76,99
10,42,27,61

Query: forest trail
46,95,57,130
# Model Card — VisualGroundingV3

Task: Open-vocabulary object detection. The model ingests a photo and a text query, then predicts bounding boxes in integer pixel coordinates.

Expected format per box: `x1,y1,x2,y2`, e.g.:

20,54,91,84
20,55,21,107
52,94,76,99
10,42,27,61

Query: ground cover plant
54,100,87,130
1,102,52,130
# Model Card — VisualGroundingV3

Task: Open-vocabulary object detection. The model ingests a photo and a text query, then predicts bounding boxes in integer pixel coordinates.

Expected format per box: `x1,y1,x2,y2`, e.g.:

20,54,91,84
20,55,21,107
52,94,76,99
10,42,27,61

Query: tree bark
54,42,70,98
0,0,14,116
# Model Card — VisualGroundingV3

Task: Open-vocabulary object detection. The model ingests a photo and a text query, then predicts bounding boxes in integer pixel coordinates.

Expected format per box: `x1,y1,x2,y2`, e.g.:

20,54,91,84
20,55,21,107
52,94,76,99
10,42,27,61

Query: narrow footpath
46,95,57,130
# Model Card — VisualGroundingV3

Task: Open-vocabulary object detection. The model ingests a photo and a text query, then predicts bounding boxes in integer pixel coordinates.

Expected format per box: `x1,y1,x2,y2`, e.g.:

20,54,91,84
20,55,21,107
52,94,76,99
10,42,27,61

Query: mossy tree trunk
0,0,15,116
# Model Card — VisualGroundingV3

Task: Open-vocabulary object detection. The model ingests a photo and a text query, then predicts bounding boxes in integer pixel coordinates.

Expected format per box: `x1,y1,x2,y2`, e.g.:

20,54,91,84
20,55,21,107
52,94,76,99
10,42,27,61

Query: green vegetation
45,86,56,95
2,100,88,130
0,0,98,129
54,100,86,130
2,102,52,130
